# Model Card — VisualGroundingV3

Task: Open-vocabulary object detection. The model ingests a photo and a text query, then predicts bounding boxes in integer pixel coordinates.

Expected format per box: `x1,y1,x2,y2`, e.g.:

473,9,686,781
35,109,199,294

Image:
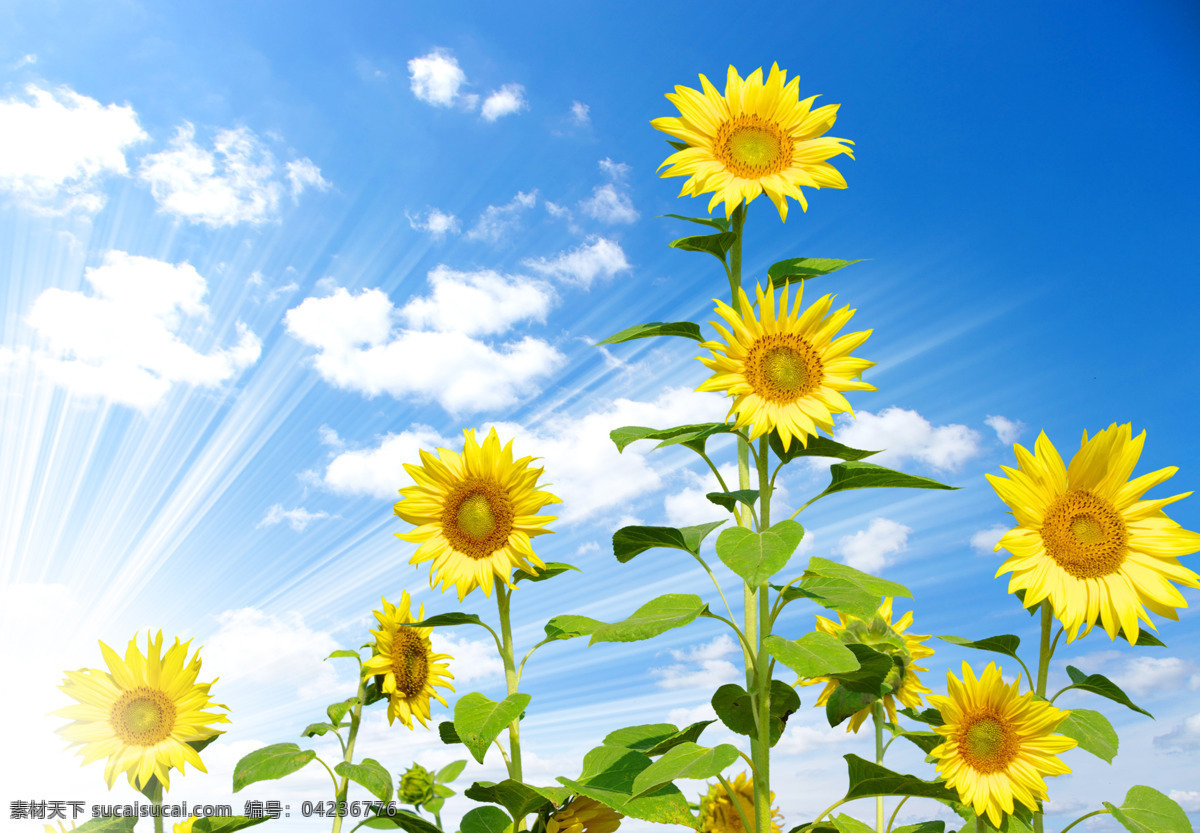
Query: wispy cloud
467,190,538,242
830,407,982,472
985,414,1025,444
570,101,590,126
257,504,334,532
407,207,461,237
524,236,630,287
481,84,527,121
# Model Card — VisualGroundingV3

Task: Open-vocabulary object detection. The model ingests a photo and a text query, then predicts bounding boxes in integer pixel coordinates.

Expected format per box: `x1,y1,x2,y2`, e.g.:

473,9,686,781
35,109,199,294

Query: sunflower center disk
457,493,497,540
716,116,788,178
961,716,1016,773
748,337,822,404
1040,490,1127,579
110,687,176,746
390,629,430,698
442,481,515,561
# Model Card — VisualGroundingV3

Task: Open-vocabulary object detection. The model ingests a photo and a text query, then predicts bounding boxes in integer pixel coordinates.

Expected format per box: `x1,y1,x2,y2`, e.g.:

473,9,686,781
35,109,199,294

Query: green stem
496,586,526,831
148,779,163,833
884,796,909,833
331,677,366,833
1032,602,1053,833
976,816,987,833
717,773,755,833
873,701,885,832
1059,809,1110,833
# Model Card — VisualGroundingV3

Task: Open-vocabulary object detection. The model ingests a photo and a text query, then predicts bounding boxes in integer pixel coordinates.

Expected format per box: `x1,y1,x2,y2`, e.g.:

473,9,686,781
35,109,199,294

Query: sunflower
699,772,783,833
987,424,1200,642
394,427,561,600
361,592,455,729
546,796,624,833
928,662,1075,828
697,280,874,451
799,598,934,732
54,631,229,790
652,63,854,221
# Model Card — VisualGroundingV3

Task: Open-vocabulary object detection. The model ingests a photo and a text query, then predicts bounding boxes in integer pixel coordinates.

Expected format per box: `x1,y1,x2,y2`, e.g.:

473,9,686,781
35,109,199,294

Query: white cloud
138,123,291,226
524,236,630,287
831,407,982,472
481,83,527,121
257,504,333,532
285,285,562,413
985,414,1025,444
970,524,1009,554
652,635,741,690
0,83,147,215
323,426,454,499
467,190,538,242
318,425,345,449
12,53,37,69
408,49,469,107
581,184,638,224
1109,657,1200,698
1155,713,1200,753
204,608,343,700
24,250,261,410
429,632,504,684
570,101,590,126
285,157,330,200
834,518,912,573
400,266,554,336
599,158,631,180
408,207,461,237
1170,789,1200,811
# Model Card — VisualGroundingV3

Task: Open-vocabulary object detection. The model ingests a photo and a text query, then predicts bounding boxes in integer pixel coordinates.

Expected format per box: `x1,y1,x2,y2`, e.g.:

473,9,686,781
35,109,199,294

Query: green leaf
302,721,336,737
775,579,880,621
827,644,894,695
631,741,740,797
513,561,580,584
609,422,736,454
897,706,944,727
804,557,913,600
1058,708,1118,763
710,681,796,746
464,780,569,819
767,257,866,288
454,692,532,764
613,522,725,562
597,321,703,346
763,631,861,678
935,634,1022,664
603,723,680,752
335,757,393,802
830,816,875,833
407,612,487,628
74,819,139,833
892,824,946,833
706,489,760,512
436,759,468,783
543,614,605,641
433,784,455,797
354,810,444,833
193,819,272,833
646,720,717,756
812,462,958,502
664,140,691,152
769,433,880,465
825,686,880,729
327,697,360,726
1103,785,1193,833
438,721,461,744
557,745,697,827
840,754,958,802
460,805,513,833
232,743,316,792
670,231,737,262
715,520,805,585
1118,629,1167,648
590,594,707,644
1064,666,1153,717
327,649,362,661
661,213,731,232
894,730,943,755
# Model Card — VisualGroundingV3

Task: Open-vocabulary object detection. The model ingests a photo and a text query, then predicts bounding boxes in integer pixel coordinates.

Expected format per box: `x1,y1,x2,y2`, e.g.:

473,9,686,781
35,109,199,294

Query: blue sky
2,1,1199,830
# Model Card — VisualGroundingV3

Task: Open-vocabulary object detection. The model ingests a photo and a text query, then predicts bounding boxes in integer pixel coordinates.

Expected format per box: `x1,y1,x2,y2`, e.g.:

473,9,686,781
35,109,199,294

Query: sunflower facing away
546,796,625,833
55,631,229,790
697,280,874,451
394,427,561,600
928,662,1076,828
362,592,455,729
799,598,934,732
652,63,854,221
987,424,1200,642
699,772,783,833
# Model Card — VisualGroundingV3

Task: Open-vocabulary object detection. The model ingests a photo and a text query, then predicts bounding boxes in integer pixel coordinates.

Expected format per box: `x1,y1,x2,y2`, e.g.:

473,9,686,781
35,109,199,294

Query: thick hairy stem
873,700,886,832
496,586,527,831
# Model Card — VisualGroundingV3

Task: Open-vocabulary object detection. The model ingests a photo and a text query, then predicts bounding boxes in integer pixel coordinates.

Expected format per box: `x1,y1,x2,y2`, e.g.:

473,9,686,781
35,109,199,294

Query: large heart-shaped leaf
454,692,532,764
716,521,805,586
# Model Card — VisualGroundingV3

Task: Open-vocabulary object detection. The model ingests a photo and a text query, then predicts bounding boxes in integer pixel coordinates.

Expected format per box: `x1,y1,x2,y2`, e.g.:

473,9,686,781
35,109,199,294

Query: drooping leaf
670,231,737,262
597,321,704,346
763,631,860,679
233,743,316,792
460,805,513,833
464,779,570,819
630,741,740,797
590,595,707,644
894,730,943,755
327,697,359,726
897,706,944,727
438,721,462,744
826,644,894,695
825,686,879,729
1103,785,1192,833
335,758,393,803
454,692,533,764
612,521,725,562
767,257,866,288
706,490,760,513
661,213,731,232
716,521,805,586
1118,629,1167,648
769,433,879,465
775,580,880,621
645,720,717,756
513,561,580,584
557,744,696,827
301,721,336,737
804,557,912,599
935,634,1022,664
840,754,958,802
609,422,736,455
812,462,958,502
543,614,605,641
406,612,487,628
1058,709,1118,763
1064,666,1153,717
